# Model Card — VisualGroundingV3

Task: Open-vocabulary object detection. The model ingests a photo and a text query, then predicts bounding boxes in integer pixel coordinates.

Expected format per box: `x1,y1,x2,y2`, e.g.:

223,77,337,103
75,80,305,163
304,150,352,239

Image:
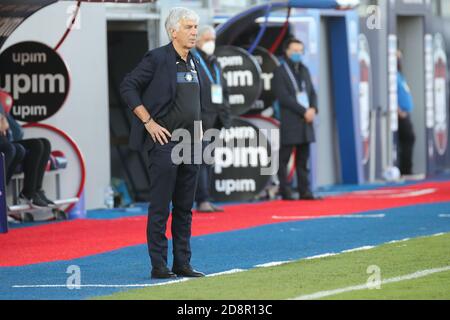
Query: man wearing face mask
273,38,320,201
192,25,231,213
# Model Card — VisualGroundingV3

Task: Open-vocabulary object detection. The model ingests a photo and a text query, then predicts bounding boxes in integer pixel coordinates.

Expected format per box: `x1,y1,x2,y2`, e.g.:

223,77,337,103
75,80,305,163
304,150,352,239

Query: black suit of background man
273,38,319,201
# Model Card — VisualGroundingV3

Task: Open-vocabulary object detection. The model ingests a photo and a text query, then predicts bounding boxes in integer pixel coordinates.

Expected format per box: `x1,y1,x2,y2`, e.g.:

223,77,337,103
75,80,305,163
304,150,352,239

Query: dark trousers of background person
278,143,312,197
146,141,199,269
17,138,51,197
0,141,25,184
0,138,50,196
195,141,213,205
398,115,415,175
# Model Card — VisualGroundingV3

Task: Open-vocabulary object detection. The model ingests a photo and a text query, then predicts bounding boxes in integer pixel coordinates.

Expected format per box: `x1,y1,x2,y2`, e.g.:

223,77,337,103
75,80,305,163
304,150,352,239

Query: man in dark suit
273,38,320,201
192,25,231,213
120,7,205,279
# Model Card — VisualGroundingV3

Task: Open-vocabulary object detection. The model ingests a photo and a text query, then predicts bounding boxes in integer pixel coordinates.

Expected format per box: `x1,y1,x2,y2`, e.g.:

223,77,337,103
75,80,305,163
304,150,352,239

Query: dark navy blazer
120,43,204,151
273,60,318,146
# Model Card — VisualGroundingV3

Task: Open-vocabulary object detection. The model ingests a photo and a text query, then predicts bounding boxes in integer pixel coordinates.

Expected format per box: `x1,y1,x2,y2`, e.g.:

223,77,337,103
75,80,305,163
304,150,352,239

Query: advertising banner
215,46,263,116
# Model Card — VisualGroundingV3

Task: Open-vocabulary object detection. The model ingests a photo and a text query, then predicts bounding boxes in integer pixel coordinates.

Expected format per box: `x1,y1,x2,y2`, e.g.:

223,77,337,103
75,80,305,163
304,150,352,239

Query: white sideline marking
305,253,337,260
255,261,291,268
432,232,445,237
345,188,436,199
12,278,190,289
293,266,450,300
388,238,410,244
272,214,385,220
206,269,246,277
342,246,375,253
12,270,246,289
439,214,450,218
382,188,437,198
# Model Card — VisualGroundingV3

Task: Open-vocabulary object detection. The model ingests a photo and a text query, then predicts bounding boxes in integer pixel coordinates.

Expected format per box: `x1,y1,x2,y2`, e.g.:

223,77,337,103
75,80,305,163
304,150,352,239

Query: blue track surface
1,201,450,300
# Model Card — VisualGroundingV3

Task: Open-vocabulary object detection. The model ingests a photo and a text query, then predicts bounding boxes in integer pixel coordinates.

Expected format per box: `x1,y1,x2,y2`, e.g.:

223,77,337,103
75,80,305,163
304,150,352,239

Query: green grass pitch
96,233,450,300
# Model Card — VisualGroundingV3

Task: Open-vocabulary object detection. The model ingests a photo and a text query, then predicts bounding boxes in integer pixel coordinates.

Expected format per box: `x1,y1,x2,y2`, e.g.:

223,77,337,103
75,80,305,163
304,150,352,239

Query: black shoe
172,265,205,278
299,193,323,201
280,191,296,201
197,202,225,213
151,267,177,279
19,192,49,209
197,202,216,213
210,203,224,212
37,190,57,208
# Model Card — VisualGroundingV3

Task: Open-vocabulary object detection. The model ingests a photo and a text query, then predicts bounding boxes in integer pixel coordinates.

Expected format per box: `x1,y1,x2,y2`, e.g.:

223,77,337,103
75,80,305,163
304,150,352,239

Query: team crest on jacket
185,73,193,82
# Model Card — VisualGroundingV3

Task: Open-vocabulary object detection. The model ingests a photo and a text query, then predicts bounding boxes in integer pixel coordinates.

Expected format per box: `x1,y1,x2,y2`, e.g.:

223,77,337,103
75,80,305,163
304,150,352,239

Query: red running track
1,181,450,267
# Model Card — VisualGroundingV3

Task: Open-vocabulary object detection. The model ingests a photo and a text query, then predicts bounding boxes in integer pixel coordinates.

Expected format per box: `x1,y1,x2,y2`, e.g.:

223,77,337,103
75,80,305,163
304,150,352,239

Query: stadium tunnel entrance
106,18,160,203
396,15,426,176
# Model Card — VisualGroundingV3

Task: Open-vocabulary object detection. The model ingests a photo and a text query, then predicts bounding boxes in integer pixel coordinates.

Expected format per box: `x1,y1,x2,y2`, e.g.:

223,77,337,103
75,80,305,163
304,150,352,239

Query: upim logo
217,55,244,68
215,179,256,195
0,41,70,122
214,146,269,174
1,73,66,100
224,70,254,87
12,52,47,66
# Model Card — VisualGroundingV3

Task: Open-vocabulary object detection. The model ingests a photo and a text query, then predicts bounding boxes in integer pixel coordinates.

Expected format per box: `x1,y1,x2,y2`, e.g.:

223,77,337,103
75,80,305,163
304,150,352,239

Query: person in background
0,102,55,208
0,112,24,186
192,25,231,213
396,50,416,176
273,38,320,201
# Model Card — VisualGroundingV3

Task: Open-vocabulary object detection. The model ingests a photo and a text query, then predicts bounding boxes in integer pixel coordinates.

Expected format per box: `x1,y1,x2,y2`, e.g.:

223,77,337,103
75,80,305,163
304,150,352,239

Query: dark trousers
17,138,51,196
195,164,212,204
0,141,26,184
195,141,212,204
146,142,199,269
398,116,415,175
0,138,50,194
278,143,311,196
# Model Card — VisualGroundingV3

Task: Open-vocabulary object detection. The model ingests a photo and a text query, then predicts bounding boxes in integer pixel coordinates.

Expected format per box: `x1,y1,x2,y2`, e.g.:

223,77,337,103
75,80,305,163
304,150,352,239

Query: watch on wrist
143,117,152,125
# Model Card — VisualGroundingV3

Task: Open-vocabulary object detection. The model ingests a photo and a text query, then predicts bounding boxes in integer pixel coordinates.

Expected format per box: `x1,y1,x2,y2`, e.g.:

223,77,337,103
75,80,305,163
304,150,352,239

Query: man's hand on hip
145,119,172,145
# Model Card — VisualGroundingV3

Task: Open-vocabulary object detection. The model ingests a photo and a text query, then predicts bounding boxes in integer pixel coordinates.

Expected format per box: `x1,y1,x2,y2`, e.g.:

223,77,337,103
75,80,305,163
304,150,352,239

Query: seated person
0,103,55,208
0,114,25,185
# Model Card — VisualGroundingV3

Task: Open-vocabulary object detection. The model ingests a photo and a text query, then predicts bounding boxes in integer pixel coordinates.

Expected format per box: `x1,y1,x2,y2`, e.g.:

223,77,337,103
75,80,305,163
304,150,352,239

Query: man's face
197,31,216,50
172,19,198,49
286,42,304,59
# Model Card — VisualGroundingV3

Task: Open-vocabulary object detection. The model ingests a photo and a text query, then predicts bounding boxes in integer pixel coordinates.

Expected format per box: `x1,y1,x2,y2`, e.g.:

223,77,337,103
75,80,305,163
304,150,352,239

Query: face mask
201,41,216,56
290,53,303,64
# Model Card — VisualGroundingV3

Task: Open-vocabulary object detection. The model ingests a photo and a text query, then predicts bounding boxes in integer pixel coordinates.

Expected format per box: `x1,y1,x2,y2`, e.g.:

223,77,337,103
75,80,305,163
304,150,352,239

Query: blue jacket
120,43,205,151
397,72,414,113
0,102,24,142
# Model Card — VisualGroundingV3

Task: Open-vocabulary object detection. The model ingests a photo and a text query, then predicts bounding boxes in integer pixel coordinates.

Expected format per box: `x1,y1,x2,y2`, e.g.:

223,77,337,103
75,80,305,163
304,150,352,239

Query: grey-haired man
120,7,205,279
